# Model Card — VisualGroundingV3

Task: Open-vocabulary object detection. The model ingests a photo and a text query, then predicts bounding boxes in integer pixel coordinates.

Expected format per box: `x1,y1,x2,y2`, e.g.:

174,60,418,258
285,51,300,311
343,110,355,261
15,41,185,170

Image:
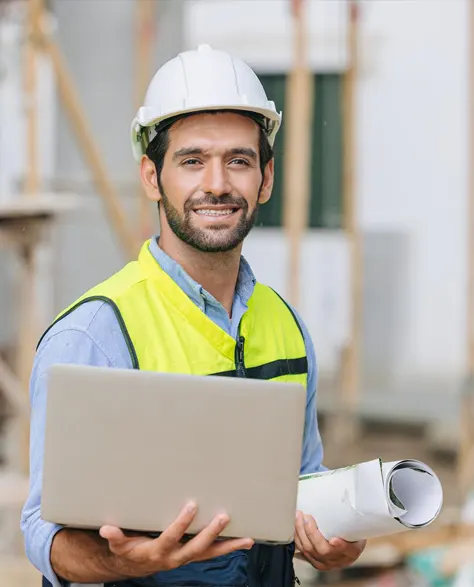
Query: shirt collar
148,236,256,308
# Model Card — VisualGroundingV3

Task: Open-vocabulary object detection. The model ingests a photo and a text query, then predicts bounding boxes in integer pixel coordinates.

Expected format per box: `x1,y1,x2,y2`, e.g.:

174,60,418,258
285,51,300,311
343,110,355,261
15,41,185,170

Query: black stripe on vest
211,356,308,380
36,295,140,369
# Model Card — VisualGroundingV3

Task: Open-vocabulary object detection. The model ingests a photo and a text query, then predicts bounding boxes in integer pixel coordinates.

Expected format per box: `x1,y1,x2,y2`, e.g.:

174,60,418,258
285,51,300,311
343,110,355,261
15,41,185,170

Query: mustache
185,193,248,211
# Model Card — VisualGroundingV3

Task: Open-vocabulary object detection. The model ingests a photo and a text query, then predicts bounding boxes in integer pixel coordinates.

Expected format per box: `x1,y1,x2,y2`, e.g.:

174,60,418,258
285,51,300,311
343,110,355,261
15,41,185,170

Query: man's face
146,112,273,253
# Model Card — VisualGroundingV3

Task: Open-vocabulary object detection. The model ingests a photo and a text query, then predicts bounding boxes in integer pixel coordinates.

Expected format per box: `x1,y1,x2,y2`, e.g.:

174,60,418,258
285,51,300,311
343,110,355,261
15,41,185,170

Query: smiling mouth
193,208,240,217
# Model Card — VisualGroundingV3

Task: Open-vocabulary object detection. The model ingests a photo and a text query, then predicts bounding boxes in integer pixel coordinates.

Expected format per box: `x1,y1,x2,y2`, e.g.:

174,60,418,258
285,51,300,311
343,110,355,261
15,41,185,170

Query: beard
158,177,259,253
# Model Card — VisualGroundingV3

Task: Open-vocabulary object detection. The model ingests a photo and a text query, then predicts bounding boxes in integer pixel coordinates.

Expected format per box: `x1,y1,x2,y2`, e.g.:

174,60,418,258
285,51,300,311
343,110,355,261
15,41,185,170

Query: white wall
357,0,469,379
184,0,348,73
184,0,470,382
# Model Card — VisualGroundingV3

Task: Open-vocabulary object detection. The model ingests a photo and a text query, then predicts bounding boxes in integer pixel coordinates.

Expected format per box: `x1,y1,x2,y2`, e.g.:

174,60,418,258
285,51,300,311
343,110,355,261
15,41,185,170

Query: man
21,45,365,587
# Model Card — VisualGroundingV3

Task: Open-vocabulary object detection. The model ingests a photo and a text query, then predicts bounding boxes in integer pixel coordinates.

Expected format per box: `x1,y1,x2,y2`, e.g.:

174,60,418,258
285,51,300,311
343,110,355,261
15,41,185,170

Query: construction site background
1,1,473,586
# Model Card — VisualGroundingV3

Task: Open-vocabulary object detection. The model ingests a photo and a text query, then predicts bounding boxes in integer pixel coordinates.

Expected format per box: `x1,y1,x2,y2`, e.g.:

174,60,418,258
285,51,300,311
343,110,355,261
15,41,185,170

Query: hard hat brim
130,104,282,164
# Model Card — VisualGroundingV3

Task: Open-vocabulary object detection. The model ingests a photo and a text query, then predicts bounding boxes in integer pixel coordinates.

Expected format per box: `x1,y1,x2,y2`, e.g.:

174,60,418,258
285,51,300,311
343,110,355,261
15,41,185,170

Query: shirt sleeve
289,306,327,475
20,302,132,587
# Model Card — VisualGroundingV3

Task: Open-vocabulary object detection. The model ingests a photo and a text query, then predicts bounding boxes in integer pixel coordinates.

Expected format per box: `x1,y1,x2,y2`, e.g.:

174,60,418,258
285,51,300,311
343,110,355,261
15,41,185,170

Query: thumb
100,526,132,554
100,525,151,556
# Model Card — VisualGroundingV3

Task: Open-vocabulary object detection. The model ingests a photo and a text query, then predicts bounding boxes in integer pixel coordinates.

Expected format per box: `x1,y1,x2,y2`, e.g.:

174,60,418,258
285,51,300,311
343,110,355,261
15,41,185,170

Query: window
257,73,344,229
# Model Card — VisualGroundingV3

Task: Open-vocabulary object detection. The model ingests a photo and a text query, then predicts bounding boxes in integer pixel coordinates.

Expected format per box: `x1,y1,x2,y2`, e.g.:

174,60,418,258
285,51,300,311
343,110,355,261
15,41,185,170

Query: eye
182,158,201,166
230,158,250,166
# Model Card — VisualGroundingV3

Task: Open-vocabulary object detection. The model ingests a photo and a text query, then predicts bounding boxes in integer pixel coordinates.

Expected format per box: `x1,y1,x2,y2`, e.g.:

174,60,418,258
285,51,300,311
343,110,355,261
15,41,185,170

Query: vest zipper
235,325,246,378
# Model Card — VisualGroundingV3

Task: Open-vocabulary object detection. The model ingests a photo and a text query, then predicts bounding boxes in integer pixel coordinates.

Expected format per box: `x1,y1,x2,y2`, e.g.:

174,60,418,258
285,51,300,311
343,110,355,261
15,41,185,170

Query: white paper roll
296,458,443,542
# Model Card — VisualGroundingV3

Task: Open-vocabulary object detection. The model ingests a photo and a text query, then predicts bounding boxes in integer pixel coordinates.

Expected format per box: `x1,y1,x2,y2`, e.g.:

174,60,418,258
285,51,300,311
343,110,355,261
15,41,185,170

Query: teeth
195,209,235,216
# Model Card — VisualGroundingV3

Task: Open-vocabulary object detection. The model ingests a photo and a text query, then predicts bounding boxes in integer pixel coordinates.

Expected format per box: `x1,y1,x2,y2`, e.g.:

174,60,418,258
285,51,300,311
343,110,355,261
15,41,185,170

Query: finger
301,515,334,559
294,531,305,556
193,537,254,562
294,512,315,558
174,513,233,565
100,526,150,555
310,559,332,572
295,528,346,571
304,549,354,572
300,549,332,572
329,538,365,560
157,501,198,553
294,532,314,564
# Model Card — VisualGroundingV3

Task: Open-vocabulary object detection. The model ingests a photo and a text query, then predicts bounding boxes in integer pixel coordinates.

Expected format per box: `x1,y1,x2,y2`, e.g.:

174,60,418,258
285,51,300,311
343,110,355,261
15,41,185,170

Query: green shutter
257,73,343,229
310,74,343,228
255,74,286,227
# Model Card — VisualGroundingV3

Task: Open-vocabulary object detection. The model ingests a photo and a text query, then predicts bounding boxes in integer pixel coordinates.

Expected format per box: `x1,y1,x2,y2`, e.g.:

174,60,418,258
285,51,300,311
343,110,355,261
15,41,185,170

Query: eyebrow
172,147,206,161
229,147,258,161
172,147,258,162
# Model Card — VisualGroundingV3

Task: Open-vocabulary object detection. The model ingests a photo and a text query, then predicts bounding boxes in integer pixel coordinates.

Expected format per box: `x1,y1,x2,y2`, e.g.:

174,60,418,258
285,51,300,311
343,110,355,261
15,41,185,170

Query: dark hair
145,110,274,180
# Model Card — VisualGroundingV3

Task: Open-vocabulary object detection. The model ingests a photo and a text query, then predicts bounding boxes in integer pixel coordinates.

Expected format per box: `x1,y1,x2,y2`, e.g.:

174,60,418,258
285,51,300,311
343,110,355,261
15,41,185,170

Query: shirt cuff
24,517,65,587
44,525,67,587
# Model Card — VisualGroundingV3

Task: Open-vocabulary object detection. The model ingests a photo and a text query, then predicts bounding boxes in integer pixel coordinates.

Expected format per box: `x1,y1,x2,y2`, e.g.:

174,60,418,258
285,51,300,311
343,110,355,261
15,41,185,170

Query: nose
200,159,232,197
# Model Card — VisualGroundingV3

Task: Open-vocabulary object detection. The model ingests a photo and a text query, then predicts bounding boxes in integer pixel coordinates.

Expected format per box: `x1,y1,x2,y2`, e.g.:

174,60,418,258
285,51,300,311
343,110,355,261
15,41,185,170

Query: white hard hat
130,44,282,163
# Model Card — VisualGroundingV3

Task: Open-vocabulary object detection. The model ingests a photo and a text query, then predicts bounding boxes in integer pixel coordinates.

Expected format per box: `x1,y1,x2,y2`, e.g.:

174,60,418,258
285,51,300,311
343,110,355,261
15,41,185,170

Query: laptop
41,363,306,544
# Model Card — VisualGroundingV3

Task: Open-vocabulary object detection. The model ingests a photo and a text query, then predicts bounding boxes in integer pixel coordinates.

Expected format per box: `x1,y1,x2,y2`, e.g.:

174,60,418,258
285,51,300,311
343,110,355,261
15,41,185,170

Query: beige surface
0,472,30,507
0,555,40,587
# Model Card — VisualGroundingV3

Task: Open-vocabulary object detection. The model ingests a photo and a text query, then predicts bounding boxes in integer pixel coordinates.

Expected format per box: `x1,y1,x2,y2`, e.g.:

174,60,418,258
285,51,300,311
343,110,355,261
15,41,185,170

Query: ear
140,155,161,202
258,158,274,204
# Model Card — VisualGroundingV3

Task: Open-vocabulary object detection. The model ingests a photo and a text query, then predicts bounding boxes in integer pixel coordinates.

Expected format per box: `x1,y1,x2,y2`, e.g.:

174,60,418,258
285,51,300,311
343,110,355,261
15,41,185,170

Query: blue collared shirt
20,238,325,587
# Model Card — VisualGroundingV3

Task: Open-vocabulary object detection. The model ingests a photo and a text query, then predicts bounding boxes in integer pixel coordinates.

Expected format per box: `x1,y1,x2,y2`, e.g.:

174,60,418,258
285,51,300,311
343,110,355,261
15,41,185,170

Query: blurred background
1,0,474,585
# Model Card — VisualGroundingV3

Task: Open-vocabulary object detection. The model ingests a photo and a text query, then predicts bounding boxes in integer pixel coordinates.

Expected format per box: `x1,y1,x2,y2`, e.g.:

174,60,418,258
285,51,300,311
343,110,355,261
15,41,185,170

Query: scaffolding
0,0,145,542
0,0,473,561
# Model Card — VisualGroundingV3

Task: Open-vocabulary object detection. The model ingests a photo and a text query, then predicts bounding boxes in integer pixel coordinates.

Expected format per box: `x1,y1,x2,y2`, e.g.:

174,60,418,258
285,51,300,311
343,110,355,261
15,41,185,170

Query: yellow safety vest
40,240,307,388
38,240,307,587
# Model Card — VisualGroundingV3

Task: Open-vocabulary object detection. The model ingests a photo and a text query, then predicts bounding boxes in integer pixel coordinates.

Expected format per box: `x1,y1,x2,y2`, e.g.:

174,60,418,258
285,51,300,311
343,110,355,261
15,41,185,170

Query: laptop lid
41,363,306,544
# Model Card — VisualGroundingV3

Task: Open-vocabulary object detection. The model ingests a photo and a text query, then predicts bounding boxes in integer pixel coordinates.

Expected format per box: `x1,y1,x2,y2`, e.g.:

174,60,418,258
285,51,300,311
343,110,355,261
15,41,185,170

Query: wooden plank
0,357,29,418
339,0,362,440
459,0,474,502
282,0,313,308
16,242,37,475
24,0,43,195
367,522,474,556
459,378,474,498
0,193,80,219
41,35,139,259
0,200,77,475
134,0,156,240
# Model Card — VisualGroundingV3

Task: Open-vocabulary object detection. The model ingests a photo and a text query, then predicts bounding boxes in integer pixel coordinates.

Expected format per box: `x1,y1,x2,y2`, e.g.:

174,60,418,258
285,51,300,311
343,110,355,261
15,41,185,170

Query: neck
158,235,242,316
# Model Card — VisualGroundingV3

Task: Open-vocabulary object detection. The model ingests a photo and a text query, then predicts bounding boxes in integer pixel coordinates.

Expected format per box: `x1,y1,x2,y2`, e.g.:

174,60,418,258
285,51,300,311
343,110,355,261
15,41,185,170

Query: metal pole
340,0,362,437
24,0,43,195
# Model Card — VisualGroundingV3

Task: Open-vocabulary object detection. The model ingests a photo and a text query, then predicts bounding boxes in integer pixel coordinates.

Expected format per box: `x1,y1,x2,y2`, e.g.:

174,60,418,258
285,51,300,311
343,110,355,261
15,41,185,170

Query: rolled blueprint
296,458,443,542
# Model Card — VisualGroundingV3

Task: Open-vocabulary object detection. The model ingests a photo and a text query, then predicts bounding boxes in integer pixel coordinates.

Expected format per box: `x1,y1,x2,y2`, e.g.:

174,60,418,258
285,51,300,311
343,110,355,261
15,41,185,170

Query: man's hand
99,501,254,578
294,511,365,571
